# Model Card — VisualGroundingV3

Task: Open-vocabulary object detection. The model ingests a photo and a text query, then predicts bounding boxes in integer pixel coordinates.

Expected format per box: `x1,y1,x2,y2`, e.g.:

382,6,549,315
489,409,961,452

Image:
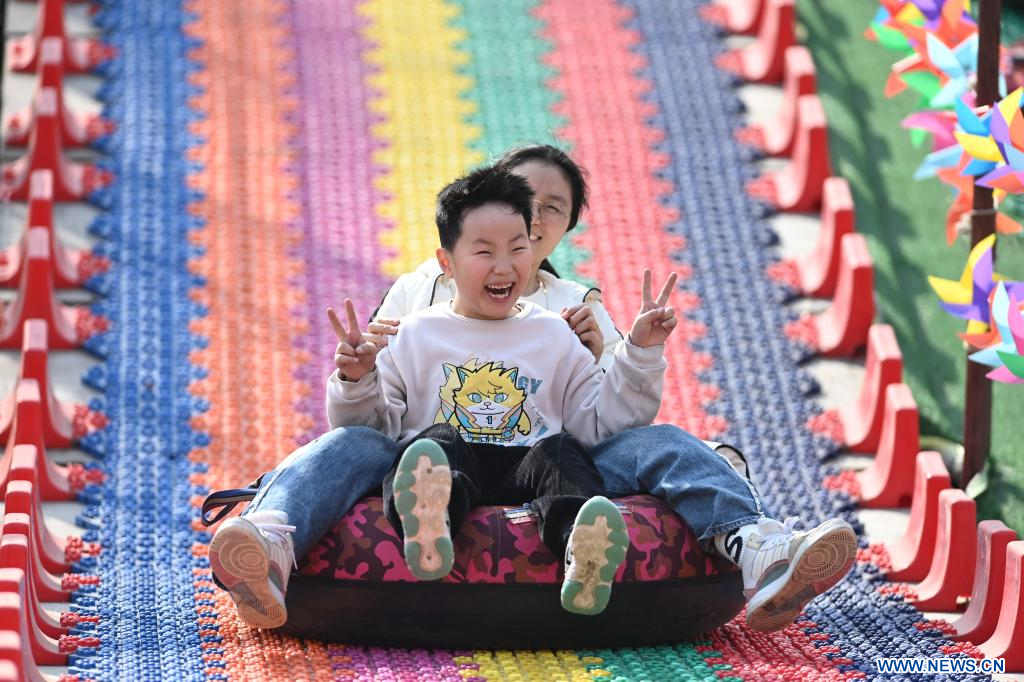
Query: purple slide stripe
287,0,395,443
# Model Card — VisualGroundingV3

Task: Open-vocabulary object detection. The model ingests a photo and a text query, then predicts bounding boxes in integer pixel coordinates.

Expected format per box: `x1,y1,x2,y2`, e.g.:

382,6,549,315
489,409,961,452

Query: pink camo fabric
300,495,734,584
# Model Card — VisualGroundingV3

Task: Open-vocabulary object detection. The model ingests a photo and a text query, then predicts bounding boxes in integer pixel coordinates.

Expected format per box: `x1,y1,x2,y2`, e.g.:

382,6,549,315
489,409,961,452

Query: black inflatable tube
279,571,745,649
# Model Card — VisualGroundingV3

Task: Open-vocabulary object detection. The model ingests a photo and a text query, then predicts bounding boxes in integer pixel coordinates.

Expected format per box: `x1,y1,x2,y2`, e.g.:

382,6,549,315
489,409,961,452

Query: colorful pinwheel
887,0,976,50
912,96,1023,243
935,162,1022,244
928,234,1024,323
969,283,1020,365
868,1,975,54
994,348,1024,380
903,109,959,150
869,1,978,107
869,1,1024,389
960,284,1004,349
885,32,981,108
970,89,1024,193
977,285,1024,383
866,3,922,53
952,91,1007,175
916,96,998,179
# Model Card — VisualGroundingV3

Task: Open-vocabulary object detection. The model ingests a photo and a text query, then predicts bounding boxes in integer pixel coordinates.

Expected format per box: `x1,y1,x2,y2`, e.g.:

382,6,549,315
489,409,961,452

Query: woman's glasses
533,201,567,221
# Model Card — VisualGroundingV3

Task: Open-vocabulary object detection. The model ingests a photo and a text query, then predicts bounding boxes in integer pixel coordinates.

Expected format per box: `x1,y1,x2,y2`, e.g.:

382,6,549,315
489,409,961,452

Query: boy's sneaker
722,517,857,632
393,439,454,581
209,510,296,629
560,496,629,616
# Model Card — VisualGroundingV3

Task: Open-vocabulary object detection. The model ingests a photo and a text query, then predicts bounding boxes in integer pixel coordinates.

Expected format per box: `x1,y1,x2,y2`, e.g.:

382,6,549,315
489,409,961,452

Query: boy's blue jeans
240,424,765,560
589,424,765,541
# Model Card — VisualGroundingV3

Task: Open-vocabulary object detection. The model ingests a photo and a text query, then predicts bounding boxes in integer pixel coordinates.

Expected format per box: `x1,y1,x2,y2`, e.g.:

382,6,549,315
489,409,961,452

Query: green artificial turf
797,2,1024,535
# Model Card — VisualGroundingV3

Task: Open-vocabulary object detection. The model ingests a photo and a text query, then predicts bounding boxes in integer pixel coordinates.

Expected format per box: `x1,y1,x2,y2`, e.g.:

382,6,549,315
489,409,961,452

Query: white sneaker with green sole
560,496,629,616
393,439,455,581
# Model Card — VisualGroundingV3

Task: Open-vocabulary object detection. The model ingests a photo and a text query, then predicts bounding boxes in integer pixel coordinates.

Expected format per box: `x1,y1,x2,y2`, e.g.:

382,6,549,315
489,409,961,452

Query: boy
327,166,677,615
209,165,856,632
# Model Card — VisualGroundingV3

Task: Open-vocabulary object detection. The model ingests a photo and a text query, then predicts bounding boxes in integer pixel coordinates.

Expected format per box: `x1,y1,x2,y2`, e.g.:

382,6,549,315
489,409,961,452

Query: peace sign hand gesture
628,269,679,348
328,299,382,382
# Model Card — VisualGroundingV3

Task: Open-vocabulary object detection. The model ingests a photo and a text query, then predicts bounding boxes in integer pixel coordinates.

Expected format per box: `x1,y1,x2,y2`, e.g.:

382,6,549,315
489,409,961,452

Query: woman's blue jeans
244,423,766,559
243,426,400,559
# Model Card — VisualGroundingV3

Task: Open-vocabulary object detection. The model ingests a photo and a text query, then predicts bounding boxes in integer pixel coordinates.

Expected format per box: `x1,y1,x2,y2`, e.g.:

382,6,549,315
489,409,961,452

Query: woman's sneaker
704,440,751,480
209,510,296,629
560,496,629,616
393,439,454,581
717,517,857,632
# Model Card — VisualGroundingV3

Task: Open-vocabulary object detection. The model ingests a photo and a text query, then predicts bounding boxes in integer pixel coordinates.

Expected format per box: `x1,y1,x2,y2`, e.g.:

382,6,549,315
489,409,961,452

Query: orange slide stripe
182,1,334,679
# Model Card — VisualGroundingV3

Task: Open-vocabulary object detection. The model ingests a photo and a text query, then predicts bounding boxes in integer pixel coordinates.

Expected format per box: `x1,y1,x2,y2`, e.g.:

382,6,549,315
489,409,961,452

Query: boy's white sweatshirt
327,301,665,448
372,258,623,370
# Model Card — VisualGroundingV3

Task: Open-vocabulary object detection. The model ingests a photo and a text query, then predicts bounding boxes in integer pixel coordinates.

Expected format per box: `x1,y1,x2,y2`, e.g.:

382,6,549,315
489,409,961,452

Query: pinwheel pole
963,0,1002,486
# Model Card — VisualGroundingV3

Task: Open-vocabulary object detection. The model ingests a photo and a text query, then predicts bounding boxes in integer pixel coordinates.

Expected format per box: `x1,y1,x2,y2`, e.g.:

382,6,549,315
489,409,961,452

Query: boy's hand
365,318,400,350
328,299,381,381
628,270,678,348
562,304,603,362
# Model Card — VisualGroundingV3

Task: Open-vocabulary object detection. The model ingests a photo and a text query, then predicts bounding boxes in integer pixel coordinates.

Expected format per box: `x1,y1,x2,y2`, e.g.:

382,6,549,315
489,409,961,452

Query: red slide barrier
746,94,831,212
857,383,918,508
699,0,765,36
813,233,874,357
978,541,1024,670
6,0,115,74
0,89,113,202
908,489,976,612
885,451,950,582
842,324,903,452
953,521,1018,644
4,38,115,148
714,0,795,83
735,46,817,156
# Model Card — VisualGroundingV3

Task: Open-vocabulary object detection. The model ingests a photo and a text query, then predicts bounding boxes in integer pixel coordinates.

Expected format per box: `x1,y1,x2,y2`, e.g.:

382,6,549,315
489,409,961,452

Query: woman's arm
584,289,624,371
366,264,444,347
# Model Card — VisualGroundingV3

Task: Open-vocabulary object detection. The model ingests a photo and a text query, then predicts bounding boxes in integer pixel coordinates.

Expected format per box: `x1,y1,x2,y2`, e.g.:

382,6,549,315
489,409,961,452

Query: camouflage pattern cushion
300,494,734,584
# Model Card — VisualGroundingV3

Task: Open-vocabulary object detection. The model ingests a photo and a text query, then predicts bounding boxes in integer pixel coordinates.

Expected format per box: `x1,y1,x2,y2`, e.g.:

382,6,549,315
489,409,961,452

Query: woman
368,145,619,369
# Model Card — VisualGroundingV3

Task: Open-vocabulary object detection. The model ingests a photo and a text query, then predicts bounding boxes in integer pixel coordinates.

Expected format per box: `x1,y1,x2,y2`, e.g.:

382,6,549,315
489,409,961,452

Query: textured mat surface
69,0,993,679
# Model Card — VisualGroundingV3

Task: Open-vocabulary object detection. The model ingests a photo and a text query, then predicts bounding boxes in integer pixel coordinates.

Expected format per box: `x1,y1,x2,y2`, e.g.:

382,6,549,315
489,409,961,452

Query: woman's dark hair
538,259,560,277
496,145,589,231
435,165,534,251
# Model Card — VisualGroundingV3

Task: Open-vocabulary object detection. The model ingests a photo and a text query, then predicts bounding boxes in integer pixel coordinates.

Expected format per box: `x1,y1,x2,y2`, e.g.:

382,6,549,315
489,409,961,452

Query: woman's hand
628,269,678,348
328,299,381,382
364,318,400,350
562,304,603,362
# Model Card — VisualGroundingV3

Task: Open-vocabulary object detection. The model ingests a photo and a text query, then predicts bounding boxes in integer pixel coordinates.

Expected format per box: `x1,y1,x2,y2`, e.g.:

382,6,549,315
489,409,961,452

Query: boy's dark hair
436,165,534,251
496,144,589,231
